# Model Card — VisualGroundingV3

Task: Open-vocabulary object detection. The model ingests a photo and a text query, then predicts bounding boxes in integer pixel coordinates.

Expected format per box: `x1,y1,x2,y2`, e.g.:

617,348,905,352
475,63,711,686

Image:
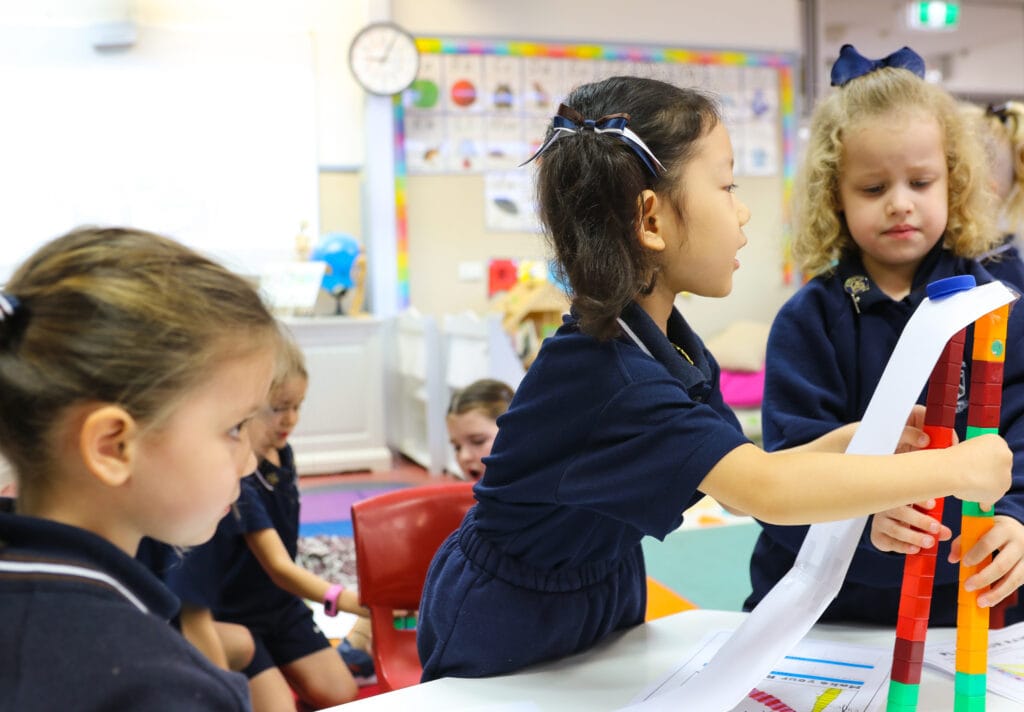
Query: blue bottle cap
926,275,976,300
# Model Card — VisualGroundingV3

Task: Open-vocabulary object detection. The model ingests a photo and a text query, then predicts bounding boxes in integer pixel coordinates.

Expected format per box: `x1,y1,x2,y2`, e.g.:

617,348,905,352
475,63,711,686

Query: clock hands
375,32,399,62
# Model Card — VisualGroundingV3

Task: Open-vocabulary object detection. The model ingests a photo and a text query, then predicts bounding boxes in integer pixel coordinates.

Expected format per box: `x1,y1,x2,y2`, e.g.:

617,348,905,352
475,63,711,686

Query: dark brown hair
448,379,515,421
536,76,720,339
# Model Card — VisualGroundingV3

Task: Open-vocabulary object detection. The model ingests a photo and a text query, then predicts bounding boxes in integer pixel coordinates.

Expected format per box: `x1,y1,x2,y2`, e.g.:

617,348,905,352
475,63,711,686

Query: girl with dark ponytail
415,76,1013,682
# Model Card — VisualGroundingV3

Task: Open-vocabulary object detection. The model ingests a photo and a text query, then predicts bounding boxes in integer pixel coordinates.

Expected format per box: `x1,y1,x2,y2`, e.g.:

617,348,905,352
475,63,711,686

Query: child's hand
949,515,1024,608
948,434,1012,505
870,500,952,554
337,587,371,618
894,405,931,454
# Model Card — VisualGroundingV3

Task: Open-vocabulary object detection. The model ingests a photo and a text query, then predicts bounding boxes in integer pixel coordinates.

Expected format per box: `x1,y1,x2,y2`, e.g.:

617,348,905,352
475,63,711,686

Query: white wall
393,0,801,51
0,0,370,283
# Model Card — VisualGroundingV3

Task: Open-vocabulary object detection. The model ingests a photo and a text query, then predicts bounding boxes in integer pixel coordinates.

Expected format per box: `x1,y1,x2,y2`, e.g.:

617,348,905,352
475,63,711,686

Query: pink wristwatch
323,583,344,617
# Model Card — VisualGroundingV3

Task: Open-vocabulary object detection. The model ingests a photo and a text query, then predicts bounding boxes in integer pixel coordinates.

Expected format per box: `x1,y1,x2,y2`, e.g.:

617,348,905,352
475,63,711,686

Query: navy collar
617,302,713,401
835,242,990,313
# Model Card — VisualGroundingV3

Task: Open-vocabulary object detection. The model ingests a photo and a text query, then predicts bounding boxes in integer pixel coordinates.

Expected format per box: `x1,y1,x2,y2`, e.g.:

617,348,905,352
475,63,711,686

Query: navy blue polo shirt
748,243,1024,625
0,500,250,710
418,302,750,680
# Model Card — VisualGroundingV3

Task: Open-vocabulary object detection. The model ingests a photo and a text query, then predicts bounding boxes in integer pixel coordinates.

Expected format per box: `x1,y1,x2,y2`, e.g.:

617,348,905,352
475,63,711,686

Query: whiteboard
0,24,319,282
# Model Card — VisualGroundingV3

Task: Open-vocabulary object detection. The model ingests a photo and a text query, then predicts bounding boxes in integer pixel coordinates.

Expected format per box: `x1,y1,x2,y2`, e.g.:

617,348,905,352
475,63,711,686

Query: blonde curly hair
794,67,998,277
961,100,1024,231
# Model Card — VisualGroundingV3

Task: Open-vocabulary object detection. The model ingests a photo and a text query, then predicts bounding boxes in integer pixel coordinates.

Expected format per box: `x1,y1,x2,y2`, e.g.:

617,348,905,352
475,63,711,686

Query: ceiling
815,0,1024,101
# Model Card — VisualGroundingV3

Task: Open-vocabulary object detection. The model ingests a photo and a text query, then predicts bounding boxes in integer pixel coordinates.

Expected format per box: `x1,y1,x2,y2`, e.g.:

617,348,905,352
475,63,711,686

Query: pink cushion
719,368,765,408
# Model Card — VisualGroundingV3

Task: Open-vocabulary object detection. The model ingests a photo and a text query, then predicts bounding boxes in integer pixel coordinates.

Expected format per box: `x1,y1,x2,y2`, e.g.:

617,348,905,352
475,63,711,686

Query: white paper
631,630,891,712
309,602,358,641
655,280,1017,711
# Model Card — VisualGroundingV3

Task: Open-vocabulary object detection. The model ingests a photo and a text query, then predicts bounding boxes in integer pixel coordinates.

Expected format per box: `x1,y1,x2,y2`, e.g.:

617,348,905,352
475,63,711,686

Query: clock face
348,22,420,96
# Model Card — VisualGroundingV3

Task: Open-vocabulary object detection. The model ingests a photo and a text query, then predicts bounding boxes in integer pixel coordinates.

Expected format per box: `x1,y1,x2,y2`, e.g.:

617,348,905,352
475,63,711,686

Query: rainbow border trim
393,94,410,308
392,38,799,304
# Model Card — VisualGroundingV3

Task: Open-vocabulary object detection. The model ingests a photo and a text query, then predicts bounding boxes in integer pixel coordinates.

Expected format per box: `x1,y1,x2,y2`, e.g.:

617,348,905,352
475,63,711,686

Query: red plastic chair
351,482,476,692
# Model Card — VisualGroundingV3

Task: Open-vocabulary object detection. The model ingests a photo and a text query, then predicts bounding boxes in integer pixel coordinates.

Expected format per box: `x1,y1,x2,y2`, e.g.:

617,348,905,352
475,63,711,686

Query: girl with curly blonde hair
747,45,1024,628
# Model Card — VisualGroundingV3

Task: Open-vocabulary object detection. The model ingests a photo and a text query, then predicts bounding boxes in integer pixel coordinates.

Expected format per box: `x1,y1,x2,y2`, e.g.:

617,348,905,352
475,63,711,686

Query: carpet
296,481,411,588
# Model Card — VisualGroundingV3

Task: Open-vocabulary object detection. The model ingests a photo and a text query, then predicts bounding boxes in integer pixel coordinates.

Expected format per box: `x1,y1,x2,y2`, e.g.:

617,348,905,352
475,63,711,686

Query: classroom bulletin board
392,37,798,307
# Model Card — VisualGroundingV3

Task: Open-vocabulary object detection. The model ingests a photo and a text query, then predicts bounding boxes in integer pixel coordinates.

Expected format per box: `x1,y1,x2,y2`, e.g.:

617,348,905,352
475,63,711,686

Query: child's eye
862,185,884,195
911,179,932,189
228,418,251,440
726,183,738,193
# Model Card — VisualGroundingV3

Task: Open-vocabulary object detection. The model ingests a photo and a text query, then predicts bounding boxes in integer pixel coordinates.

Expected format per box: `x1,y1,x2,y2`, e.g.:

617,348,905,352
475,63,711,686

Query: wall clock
348,22,419,96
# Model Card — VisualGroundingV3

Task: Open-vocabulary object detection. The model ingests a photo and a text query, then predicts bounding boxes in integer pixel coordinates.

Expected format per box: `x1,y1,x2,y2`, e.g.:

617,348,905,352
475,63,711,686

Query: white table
327,609,1020,711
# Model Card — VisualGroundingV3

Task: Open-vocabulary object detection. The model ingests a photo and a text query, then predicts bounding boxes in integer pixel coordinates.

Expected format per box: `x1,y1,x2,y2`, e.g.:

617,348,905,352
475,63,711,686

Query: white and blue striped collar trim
0,559,149,613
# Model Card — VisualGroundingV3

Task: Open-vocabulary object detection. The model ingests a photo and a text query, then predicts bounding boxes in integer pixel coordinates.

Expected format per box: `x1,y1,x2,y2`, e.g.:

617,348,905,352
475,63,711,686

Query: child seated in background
446,379,515,480
0,226,278,710
153,323,373,711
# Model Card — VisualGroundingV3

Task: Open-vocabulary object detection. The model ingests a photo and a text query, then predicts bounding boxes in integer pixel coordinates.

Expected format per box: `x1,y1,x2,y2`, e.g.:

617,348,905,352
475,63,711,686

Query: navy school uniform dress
155,444,330,678
0,498,250,711
746,242,1024,625
417,301,750,681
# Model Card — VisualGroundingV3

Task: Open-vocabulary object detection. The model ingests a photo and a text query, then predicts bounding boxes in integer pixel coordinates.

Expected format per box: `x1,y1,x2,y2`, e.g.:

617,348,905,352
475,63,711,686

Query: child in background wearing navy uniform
0,227,278,710
157,326,372,711
416,75,1015,682
746,45,1024,627
447,379,515,480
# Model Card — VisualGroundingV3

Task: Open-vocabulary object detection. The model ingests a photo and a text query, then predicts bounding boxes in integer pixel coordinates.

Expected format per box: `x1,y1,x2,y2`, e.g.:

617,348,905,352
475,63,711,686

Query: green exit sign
907,1,961,30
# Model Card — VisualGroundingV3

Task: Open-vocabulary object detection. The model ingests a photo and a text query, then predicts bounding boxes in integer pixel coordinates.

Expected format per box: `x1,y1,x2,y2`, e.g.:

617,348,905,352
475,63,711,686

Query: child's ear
637,189,667,252
79,405,138,487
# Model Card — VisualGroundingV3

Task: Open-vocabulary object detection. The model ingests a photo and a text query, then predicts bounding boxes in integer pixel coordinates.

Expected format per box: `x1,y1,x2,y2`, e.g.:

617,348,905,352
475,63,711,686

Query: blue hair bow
0,293,20,323
830,44,926,87
520,103,665,176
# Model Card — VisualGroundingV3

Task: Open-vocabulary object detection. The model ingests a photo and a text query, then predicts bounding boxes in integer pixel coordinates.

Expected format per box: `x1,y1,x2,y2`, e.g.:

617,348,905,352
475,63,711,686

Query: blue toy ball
310,233,361,313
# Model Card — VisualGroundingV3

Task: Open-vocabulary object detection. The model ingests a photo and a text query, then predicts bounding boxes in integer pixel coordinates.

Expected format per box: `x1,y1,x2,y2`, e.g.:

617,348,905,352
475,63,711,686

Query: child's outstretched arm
243,528,369,616
699,434,1012,526
948,515,1024,608
784,405,931,456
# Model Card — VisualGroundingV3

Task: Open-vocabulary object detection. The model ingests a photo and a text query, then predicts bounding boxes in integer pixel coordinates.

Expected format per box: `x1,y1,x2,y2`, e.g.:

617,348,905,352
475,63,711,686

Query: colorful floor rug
296,481,411,588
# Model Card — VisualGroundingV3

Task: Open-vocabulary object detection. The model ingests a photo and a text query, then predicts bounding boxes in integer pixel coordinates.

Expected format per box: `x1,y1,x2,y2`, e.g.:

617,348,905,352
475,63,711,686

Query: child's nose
737,197,751,227
887,188,913,215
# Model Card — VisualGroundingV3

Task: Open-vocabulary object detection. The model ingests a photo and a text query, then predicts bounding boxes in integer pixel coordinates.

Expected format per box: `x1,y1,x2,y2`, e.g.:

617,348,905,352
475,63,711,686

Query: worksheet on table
924,620,1024,704
629,629,891,712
